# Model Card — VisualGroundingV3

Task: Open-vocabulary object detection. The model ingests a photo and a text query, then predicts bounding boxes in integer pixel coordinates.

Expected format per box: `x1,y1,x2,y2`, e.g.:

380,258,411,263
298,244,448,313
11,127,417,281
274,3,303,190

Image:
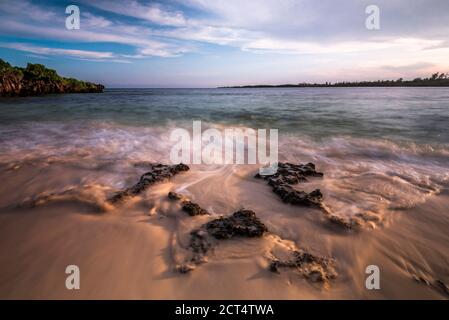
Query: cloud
1,40,187,62
0,42,132,63
3,0,449,57
1,0,449,79
157,24,254,46
0,0,56,21
82,12,112,28
0,42,114,59
240,37,446,55
85,0,186,26
182,0,449,40
101,0,449,57
0,17,191,58
379,62,435,73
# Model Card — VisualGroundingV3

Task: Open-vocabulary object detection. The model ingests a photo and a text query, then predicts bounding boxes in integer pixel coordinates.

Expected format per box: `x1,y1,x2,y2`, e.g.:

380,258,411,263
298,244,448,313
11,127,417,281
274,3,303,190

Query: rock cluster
109,163,189,203
269,249,337,282
202,209,268,239
256,162,367,230
182,201,209,216
180,208,337,283
168,191,185,201
184,209,268,267
256,162,325,210
168,191,209,216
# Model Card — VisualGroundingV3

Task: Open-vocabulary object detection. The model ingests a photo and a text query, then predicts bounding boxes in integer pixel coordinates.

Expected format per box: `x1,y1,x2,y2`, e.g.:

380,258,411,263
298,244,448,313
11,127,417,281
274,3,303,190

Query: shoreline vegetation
0,59,104,97
219,72,449,88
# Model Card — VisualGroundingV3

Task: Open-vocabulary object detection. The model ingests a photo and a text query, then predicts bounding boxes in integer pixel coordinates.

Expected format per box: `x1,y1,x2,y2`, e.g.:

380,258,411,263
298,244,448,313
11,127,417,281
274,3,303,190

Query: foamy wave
21,184,115,212
0,121,176,166
279,136,449,227
2,122,448,226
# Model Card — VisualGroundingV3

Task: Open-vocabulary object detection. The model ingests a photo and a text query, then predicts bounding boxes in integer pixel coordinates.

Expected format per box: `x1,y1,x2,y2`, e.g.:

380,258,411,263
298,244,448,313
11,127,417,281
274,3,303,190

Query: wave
1,121,448,227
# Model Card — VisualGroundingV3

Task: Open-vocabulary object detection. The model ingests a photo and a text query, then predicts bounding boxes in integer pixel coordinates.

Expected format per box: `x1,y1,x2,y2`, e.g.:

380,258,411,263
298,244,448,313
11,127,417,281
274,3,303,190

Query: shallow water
1,87,449,143
0,88,448,299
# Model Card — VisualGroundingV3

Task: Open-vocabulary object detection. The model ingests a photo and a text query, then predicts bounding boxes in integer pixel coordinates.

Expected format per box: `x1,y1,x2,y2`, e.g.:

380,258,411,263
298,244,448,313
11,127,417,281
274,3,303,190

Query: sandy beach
0,121,448,299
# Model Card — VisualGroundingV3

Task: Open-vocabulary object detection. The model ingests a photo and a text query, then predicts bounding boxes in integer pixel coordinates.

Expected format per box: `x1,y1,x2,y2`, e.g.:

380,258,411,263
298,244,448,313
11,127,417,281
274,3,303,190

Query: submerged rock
188,229,215,264
269,249,337,283
257,162,366,230
272,184,324,208
325,211,383,230
326,213,360,229
109,163,189,204
256,162,326,210
256,162,323,181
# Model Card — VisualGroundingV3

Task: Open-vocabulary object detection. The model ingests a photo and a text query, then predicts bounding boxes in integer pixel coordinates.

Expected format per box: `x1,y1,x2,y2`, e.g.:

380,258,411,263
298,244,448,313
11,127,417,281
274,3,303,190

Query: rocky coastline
0,58,104,97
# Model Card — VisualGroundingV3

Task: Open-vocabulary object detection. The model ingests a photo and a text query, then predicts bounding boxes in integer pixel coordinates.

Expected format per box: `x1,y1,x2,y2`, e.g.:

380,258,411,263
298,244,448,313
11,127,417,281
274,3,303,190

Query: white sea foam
1,121,448,224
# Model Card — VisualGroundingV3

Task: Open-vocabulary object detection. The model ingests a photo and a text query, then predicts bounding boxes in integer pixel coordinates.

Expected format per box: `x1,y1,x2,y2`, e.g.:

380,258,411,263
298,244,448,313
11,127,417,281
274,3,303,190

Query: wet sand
0,155,448,299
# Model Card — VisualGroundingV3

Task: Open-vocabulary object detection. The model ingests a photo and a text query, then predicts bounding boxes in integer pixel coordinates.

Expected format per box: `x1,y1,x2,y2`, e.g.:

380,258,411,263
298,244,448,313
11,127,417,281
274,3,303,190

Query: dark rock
257,162,326,210
184,209,268,266
179,209,338,284
109,163,189,204
167,191,209,216
259,162,323,182
272,184,323,208
256,162,322,180
269,249,337,282
278,162,323,178
262,162,323,181
168,191,183,200
182,201,209,216
176,264,195,274
204,209,268,239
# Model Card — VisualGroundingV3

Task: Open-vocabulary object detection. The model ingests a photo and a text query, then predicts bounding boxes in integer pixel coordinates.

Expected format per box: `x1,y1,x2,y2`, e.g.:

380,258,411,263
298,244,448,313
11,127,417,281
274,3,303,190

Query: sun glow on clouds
1,0,449,86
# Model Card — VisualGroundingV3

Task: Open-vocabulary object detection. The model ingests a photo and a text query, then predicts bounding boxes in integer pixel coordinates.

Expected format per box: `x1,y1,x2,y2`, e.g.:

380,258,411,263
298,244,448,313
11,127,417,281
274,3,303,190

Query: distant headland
0,59,104,97
220,72,449,88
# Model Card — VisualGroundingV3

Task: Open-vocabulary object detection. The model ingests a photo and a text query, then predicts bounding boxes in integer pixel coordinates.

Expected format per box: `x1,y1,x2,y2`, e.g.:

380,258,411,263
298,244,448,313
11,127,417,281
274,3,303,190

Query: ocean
1,87,449,143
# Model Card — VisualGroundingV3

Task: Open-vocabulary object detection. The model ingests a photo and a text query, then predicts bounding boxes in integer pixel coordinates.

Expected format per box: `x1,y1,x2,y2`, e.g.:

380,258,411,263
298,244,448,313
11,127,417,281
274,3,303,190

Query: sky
1,0,449,87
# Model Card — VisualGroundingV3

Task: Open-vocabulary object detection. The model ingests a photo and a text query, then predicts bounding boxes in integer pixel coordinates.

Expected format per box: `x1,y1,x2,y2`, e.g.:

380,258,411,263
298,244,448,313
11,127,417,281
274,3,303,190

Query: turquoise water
1,87,448,144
